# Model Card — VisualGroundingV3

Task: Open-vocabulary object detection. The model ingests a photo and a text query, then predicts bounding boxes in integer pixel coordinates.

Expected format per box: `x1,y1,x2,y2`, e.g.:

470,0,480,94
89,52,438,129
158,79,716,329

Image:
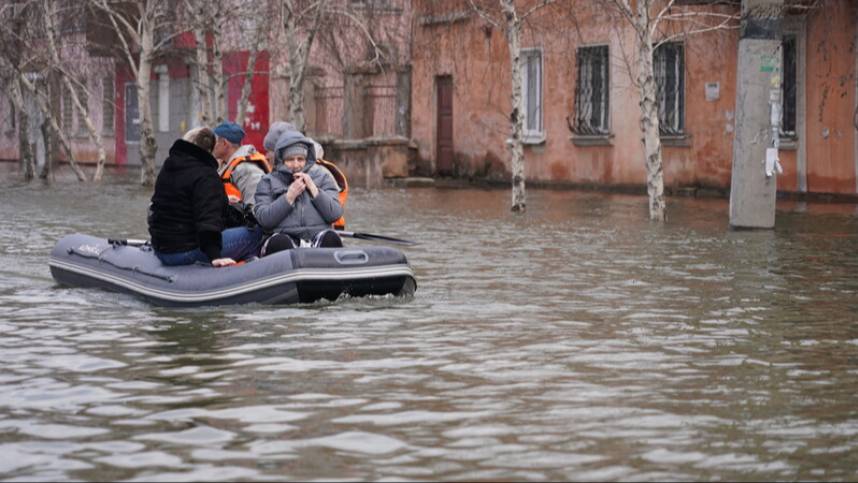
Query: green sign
760,54,778,73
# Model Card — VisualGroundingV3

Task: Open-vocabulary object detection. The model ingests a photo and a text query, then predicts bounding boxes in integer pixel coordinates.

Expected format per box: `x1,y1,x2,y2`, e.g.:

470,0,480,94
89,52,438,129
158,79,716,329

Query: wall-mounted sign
705,82,720,102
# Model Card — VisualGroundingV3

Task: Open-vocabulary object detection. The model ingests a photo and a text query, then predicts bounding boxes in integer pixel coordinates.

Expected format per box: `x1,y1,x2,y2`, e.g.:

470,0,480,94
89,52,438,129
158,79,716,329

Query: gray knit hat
280,143,308,160
263,121,297,152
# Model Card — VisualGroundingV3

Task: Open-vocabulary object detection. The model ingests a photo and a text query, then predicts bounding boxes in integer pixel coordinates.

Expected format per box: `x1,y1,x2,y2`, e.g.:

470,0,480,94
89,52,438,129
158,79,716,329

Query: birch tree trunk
210,20,226,123
501,0,526,213
40,119,54,180
75,87,109,182
285,12,307,132
192,25,212,126
10,78,36,181
235,47,259,127
236,28,265,127
137,20,158,186
634,24,666,221
283,0,325,132
40,71,59,180
60,81,108,181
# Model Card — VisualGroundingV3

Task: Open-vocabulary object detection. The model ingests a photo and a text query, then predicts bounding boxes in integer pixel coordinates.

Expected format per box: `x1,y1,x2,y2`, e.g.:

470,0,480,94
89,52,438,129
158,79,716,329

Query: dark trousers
261,229,342,257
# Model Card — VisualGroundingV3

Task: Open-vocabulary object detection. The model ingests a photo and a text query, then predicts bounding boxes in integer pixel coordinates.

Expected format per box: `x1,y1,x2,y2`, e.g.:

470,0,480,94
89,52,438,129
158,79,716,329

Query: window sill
571,133,614,146
660,134,692,147
779,138,798,151
522,133,546,146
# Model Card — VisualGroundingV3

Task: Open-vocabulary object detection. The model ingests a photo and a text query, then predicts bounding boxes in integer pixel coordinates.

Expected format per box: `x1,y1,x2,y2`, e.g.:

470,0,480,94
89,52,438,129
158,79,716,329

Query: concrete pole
729,0,784,229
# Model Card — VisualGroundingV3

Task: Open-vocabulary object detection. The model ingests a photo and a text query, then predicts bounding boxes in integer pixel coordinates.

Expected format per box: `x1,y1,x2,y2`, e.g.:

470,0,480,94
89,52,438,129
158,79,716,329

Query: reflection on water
1,178,858,481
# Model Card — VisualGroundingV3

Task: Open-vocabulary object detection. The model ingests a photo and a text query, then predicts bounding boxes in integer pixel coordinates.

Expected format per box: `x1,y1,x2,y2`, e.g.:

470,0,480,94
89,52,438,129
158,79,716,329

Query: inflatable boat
49,234,416,307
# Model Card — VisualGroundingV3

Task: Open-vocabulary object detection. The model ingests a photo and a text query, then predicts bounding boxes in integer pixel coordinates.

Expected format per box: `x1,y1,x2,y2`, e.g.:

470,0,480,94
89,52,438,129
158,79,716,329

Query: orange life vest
221,152,272,203
316,158,349,230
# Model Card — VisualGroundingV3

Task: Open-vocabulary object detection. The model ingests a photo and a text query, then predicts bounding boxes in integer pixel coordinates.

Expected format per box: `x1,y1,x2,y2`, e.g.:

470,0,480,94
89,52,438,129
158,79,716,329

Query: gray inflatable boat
49,234,416,307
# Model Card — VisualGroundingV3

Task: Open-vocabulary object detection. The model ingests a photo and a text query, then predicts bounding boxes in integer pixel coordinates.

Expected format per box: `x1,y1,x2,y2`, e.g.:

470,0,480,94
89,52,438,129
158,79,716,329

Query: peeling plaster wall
411,0,858,195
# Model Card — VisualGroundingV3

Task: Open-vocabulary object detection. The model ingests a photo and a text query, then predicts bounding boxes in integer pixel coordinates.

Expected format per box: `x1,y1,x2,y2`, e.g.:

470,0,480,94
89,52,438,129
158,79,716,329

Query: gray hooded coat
252,130,343,240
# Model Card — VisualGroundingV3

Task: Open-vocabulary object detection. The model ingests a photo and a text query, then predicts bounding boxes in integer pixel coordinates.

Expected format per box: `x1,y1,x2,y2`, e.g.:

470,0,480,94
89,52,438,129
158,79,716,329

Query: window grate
62,85,74,132
654,42,685,136
573,45,610,135
781,35,797,138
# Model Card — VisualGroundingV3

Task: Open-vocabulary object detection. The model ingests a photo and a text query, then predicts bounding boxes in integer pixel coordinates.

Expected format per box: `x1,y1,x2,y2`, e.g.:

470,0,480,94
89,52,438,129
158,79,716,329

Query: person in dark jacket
253,129,343,255
148,127,262,267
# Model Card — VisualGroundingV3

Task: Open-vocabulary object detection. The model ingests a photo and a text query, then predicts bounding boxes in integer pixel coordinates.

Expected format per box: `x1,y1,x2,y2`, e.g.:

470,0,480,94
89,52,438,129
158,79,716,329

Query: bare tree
599,0,738,221
43,0,110,182
90,0,176,186
235,6,270,127
182,0,228,126
7,75,37,180
468,0,559,213
0,0,37,181
0,0,88,182
278,0,327,132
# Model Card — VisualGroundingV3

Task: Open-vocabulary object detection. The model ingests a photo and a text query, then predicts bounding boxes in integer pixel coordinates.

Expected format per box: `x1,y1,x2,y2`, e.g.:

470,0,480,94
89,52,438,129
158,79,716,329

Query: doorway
436,76,453,176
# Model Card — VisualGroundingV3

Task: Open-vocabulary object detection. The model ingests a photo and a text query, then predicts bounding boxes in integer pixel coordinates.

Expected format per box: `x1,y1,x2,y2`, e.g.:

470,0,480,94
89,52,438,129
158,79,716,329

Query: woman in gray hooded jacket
253,129,344,254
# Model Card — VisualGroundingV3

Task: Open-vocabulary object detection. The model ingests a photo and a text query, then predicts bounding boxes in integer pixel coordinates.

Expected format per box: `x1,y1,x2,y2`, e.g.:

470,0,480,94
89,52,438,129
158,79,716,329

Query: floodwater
2,175,858,481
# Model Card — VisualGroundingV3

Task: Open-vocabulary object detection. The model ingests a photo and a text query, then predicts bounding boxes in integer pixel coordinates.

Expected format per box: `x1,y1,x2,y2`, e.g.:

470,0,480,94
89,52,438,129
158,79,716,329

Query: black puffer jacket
148,139,227,260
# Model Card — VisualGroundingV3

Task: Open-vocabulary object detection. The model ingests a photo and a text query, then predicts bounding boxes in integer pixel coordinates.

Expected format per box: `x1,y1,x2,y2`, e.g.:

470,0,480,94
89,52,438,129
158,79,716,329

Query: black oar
108,233,417,247
335,230,418,246
108,238,149,247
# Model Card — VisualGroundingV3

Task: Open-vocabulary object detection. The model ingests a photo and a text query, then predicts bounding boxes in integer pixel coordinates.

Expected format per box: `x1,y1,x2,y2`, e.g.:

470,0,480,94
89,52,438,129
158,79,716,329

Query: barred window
59,0,86,34
781,35,797,138
62,85,74,132
8,98,15,131
102,76,114,135
76,84,89,137
522,48,543,138
654,42,685,135
573,45,610,135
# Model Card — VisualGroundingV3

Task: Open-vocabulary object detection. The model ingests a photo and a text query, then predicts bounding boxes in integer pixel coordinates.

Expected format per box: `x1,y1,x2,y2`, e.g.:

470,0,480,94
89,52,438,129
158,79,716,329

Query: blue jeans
156,226,263,266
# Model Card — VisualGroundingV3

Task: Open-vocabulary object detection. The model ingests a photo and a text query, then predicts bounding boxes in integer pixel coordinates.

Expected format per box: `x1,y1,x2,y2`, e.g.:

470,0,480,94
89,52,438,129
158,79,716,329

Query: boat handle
334,250,369,265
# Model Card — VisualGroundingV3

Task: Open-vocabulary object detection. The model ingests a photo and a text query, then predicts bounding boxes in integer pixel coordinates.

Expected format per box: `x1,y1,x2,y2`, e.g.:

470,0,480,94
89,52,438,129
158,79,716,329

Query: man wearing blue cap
213,121,270,207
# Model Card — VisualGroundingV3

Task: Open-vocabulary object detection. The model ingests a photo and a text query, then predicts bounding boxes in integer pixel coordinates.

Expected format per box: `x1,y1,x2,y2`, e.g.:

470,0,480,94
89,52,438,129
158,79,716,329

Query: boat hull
50,234,416,307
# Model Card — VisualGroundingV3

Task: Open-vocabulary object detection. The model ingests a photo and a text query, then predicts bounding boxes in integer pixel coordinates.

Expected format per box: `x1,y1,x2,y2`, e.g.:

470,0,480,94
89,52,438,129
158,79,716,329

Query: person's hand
285,177,306,205
294,172,319,198
212,257,237,267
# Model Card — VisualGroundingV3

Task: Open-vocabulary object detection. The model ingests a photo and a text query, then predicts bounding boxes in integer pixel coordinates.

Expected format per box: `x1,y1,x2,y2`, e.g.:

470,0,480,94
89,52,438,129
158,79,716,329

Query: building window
59,0,86,34
8,98,15,131
102,76,114,135
125,83,141,144
522,48,543,140
62,85,74,132
654,42,685,136
573,45,610,135
156,67,170,133
781,35,797,138
76,84,89,137
351,0,394,8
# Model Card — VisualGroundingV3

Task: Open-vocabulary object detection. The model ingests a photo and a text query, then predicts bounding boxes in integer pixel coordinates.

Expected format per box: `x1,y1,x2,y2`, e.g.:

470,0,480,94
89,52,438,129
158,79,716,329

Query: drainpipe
156,65,169,133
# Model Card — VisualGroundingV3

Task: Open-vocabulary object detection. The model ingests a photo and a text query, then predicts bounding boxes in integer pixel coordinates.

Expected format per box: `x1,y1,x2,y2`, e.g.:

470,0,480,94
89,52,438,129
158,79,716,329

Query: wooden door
436,76,453,176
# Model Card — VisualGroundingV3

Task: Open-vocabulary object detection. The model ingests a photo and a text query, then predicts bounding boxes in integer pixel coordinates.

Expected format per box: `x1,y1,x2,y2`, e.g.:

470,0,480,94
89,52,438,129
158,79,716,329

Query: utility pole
729,0,784,229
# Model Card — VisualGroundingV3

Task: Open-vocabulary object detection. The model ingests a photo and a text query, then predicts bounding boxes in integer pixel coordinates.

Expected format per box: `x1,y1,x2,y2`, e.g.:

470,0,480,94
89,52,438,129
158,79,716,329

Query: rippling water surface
2,176,858,481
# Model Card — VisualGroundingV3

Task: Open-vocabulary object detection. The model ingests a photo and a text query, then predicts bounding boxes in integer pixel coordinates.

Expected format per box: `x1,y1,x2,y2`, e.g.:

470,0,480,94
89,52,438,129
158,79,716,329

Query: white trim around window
521,47,544,144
